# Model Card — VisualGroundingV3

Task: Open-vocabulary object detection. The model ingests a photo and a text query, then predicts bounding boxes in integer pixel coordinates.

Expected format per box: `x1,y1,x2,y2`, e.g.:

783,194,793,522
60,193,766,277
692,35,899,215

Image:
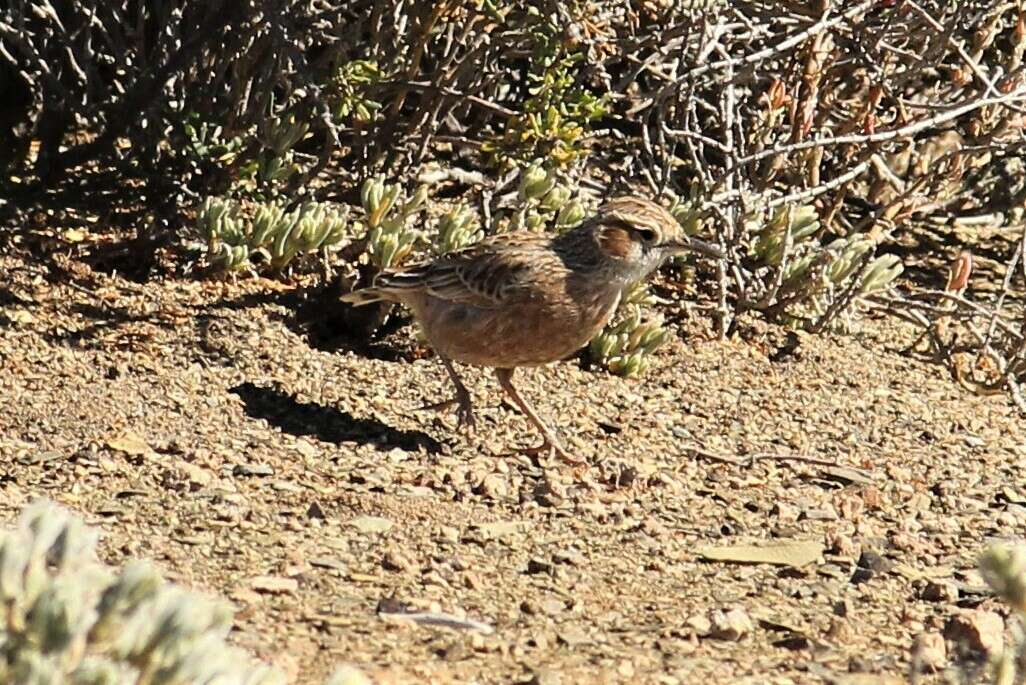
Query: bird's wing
374,234,556,309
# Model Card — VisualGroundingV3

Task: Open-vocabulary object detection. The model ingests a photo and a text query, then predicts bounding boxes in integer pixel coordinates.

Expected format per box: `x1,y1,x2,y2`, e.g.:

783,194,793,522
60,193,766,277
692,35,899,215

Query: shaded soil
1,246,1024,685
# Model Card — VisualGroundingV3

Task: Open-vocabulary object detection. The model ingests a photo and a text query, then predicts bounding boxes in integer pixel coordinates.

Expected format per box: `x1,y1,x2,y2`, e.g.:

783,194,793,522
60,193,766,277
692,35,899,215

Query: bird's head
590,196,724,282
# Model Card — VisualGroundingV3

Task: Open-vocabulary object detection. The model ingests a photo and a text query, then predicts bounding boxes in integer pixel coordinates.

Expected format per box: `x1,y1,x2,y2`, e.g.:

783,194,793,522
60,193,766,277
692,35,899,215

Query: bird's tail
341,287,389,306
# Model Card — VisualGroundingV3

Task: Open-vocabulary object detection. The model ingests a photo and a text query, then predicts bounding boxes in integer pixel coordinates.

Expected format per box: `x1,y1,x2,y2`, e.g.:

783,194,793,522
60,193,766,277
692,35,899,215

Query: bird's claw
518,438,586,466
415,396,476,433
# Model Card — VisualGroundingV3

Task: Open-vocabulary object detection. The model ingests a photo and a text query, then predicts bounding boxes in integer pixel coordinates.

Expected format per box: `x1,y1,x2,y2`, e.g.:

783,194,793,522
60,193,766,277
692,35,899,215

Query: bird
342,195,724,464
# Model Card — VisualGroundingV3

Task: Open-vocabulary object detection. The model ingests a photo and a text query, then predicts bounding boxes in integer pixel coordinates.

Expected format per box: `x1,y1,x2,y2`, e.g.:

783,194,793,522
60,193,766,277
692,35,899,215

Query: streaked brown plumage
343,196,723,463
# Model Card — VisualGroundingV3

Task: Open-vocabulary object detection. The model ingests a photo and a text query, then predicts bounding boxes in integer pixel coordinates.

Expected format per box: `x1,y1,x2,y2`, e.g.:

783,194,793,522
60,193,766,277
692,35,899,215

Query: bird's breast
415,288,621,368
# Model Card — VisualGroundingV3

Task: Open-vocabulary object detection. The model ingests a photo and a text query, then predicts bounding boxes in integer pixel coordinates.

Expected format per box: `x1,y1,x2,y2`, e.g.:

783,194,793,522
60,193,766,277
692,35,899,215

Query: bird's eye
635,227,658,243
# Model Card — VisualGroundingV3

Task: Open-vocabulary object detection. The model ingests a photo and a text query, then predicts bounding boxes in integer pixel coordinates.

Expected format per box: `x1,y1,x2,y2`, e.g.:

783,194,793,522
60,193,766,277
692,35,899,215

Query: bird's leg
494,368,585,465
416,356,476,432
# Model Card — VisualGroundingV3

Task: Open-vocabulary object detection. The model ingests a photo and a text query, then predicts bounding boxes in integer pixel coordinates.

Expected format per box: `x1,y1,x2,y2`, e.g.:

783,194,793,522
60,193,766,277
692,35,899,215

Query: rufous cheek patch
597,227,634,260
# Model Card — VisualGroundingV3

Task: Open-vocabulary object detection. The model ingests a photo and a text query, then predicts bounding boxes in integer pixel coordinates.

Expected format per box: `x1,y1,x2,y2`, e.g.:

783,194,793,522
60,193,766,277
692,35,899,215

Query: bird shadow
202,276,417,362
229,381,442,453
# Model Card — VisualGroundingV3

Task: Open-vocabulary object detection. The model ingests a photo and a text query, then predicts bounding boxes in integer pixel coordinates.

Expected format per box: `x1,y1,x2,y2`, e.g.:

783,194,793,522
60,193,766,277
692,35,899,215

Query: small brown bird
343,196,723,463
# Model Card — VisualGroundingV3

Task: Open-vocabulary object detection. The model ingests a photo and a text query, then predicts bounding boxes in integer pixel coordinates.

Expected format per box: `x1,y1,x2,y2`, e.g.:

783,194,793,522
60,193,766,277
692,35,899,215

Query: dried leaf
697,540,824,567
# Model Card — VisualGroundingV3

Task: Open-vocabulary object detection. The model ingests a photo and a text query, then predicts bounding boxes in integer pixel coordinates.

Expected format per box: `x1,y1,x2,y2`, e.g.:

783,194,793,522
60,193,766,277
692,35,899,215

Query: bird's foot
517,437,587,466
415,394,476,433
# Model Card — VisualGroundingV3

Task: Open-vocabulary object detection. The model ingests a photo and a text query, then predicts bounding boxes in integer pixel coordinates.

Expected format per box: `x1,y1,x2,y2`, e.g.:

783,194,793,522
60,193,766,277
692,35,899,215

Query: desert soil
1,245,1024,685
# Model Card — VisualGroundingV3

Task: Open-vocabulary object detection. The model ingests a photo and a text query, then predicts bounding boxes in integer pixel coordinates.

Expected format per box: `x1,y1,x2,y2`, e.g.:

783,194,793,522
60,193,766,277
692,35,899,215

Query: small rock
479,473,509,499
233,463,274,477
709,608,753,641
463,572,482,590
913,631,947,671
382,549,412,573
613,465,639,488
835,495,865,521
520,599,539,616
175,460,212,486
309,556,346,572
540,598,564,615
825,617,852,642
964,434,986,447
857,550,894,573
888,532,920,553
641,516,667,537
771,502,799,523
773,634,810,650
802,506,838,521
918,580,958,603
817,563,850,580
527,668,562,685
531,479,565,508
833,599,853,617
306,500,326,520
526,558,553,575
686,613,712,637
250,575,298,594
558,625,589,647
293,440,319,458
859,486,884,509
472,520,528,540
944,610,1004,654
350,516,393,534
327,665,372,685
826,532,859,558
997,510,1020,527
440,640,469,662
553,549,584,566
820,466,873,486
850,567,875,585
106,431,154,457
697,540,824,567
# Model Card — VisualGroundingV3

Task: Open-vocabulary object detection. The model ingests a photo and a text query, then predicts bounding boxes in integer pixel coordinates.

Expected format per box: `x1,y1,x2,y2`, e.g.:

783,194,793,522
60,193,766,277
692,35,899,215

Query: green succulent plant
749,203,821,266
180,112,245,165
0,501,289,685
332,60,385,124
588,283,670,377
260,112,310,158
666,183,706,238
963,543,1026,684
360,176,429,269
435,204,484,255
509,161,589,233
745,202,903,332
0,501,374,684
197,196,350,274
859,254,904,295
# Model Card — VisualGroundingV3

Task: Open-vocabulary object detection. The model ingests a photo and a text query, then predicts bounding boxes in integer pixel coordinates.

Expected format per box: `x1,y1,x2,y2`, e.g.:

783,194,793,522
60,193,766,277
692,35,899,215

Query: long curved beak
665,237,725,260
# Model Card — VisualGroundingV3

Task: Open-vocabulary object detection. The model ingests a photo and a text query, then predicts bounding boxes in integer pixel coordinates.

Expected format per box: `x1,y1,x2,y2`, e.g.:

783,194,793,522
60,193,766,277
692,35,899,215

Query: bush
3,1,1023,347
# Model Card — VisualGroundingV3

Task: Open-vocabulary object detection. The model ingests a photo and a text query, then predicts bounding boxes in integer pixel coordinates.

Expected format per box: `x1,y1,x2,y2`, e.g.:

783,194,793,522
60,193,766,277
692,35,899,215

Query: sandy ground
1,248,1023,684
